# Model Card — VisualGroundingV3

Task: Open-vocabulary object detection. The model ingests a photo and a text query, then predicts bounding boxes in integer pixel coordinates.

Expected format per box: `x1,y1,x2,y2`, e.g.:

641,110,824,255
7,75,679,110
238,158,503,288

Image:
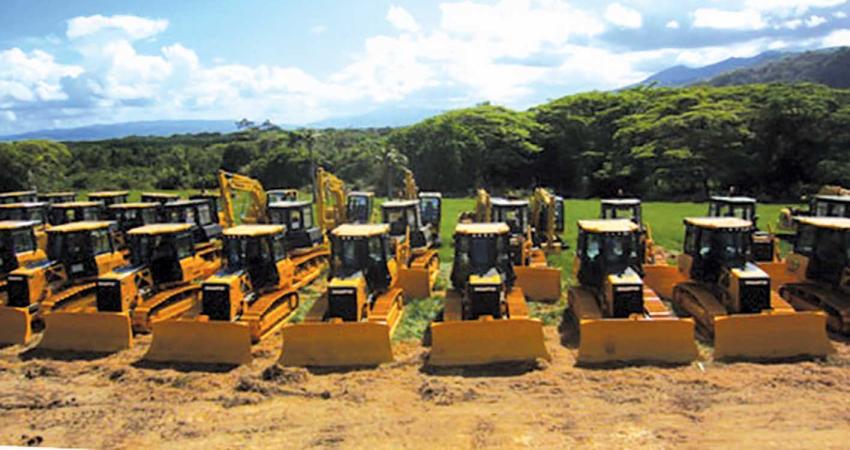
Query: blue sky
0,0,849,133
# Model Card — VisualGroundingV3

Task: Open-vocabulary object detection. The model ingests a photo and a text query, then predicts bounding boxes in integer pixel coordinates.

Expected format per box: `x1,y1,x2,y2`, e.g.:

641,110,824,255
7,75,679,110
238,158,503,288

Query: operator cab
708,196,758,225
88,191,129,207
159,199,223,245
330,224,392,291
451,223,515,319
47,222,117,280
418,192,442,234
683,217,754,283
346,192,374,224
381,199,433,250
0,221,40,277
219,225,287,291
792,217,850,286
267,189,298,204
48,201,104,226
141,192,181,205
38,192,77,205
811,195,850,219
0,191,37,205
268,200,323,251
0,202,48,225
601,198,642,225
108,203,159,234
491,198,529,236
124,223,196,287
189,192,222,224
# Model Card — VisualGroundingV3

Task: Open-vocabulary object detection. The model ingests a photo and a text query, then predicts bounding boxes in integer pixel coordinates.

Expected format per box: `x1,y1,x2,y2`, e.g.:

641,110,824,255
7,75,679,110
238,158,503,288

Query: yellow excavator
0,191,38,204
280,223,407,367
566,220,697,364
773,217,850,334
0,202,49,251
37,223,221,353
463,189,560,301
0,221,47,295
218,170,269,226
146,224,319,365
429,222,550,366
600,198,659,264
529,188,564,253
37,192,77,204
643,217,832,360
0,221,125,344
315,167,375,229
87,191,129,207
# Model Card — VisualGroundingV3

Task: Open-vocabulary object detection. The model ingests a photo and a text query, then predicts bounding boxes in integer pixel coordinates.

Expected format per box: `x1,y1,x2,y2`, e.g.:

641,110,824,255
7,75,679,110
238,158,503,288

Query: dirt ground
1,324,850,450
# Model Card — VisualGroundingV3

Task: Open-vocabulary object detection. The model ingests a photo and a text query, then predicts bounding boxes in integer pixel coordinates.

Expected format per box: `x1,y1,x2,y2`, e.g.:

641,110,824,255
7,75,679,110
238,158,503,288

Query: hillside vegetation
709,48,850,89
2,83,849,200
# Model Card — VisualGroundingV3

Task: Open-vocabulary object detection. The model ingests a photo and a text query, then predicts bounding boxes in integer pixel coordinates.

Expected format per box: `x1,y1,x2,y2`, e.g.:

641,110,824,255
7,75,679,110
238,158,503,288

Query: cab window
273,234,287,261
290,208,302,231
684,227,697,255
197,205,212,225
795,225,816,256
175,233,194,259
91,229,112,255
369,236,383,263
698,229,712,258
302,206,314,228
11,228,36,253
82,208,100,221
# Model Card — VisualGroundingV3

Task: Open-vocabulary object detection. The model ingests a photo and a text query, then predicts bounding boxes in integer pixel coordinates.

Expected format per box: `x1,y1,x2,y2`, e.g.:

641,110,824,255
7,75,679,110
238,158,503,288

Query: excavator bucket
145,320,253,365
577,318,698,364
279,322,393,367
397,266,434,299
514,266,561,302
713,311,834,360
642,264,686,300
429,318,550,366
0,307,31,345
39,312,132,353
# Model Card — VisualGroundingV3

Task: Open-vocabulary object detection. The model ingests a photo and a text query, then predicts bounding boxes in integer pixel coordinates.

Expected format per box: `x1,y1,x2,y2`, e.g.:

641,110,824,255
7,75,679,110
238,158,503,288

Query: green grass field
103,190,792,339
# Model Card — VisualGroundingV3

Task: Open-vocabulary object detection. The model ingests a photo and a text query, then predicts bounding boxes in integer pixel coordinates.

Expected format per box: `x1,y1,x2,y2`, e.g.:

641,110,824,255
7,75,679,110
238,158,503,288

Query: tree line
1,83,848,201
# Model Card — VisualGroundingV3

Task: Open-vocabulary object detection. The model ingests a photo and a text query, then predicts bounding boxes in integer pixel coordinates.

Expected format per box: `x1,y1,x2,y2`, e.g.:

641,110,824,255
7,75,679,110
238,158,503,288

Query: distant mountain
707,47,850,88
0,120,240,142
308,106,443,129
634,50,787,87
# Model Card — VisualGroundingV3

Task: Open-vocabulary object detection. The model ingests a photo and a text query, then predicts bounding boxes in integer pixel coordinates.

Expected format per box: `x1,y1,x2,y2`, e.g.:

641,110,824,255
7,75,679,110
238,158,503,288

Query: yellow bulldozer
37,223,221,353
0,221,47,294
643,217,833,360
87,191,129,207
380,199,440,299
429,222,549,366
565,219,697,364
279,223,407,367
462,189,561,301
529,187,564,253
0,221,125,345
0,191,38,204
146,224,321,365
772,217,850,334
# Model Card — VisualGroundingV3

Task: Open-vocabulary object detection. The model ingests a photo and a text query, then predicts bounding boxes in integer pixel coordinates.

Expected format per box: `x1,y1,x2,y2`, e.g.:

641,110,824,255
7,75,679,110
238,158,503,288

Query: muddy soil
1,328,849,449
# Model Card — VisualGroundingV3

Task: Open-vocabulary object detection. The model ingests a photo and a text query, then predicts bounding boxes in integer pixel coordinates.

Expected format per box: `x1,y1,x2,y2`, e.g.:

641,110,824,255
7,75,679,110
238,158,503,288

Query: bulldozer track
673,282,727,339
291,247,329,290
781,283,850,334
40,282,98,315
243,288,299,343
132,284,202,333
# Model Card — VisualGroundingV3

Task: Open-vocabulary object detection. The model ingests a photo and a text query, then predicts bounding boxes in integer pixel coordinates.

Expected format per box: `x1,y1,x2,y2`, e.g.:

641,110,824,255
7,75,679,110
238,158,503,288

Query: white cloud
386,5,420,33
0,48,83,103
693,8,767,30
67,15,168,40
605,3,643,29
744,0,847,16
666,20,680,29
822,28,850,46
782,19,804,28
310,25,327,35
806,15,827,26
2,110,16,122
835,11,848,18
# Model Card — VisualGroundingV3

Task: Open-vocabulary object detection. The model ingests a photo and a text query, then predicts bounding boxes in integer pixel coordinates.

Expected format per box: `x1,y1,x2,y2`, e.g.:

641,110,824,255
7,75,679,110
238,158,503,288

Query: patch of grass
394,296,443,342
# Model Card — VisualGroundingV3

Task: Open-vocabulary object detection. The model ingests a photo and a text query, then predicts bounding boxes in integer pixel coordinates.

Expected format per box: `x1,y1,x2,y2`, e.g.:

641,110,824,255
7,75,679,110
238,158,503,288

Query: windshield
331,237,368,276
225,236,272,270
1,207,43,223
164,207,196,224
712,230,749,266
494,206,527,234
420,198,439,222
455,235,508,274
48,231,90,263
383,207,415,236
583,232,639,269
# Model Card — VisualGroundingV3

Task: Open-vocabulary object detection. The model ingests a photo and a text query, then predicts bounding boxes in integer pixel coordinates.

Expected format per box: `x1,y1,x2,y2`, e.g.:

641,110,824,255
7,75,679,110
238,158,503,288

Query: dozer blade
0,306,31,345
429,318,550,366
145,320,253,365
757,261,798,289
714,311,834,360
642,264,686,300
397,267,433,300
39,312,131,353
279,322,393,367
514,266,561,302
577,318,698,364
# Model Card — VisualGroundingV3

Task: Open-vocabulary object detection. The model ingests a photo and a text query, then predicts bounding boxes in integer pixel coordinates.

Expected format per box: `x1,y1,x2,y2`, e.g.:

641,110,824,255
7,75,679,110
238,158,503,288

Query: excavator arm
315,167,348,232
474,189,492,223
403,169,418,200
530,188,557,251
218,170,268,227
